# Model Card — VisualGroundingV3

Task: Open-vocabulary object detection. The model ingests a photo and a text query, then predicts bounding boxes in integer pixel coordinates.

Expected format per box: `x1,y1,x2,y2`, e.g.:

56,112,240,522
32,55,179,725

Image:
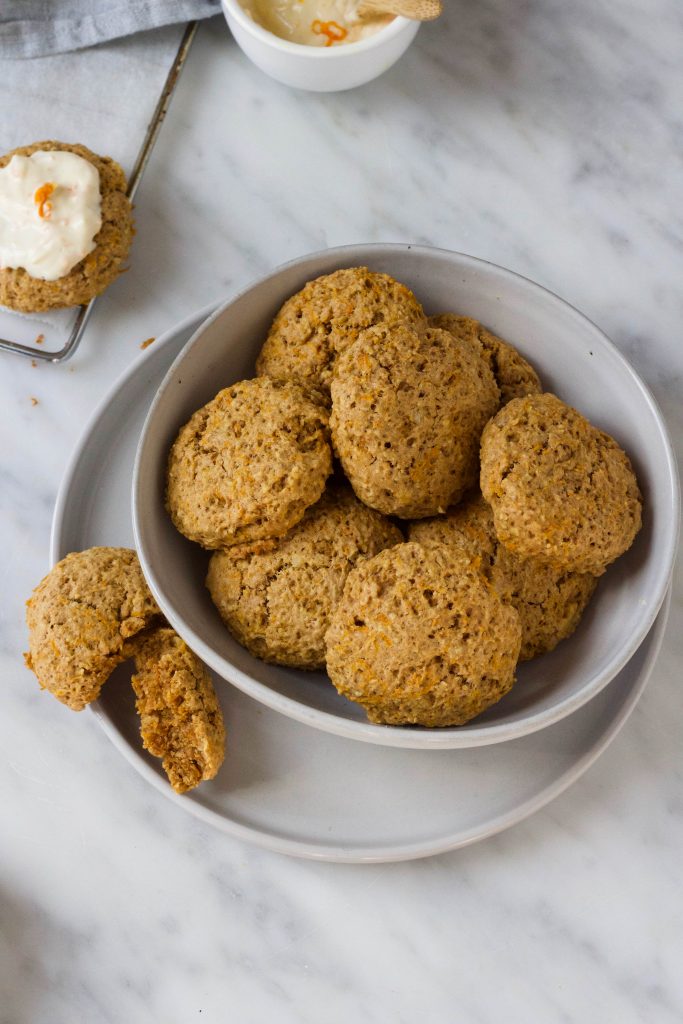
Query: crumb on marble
35,334,45,345
31,359,37,368
30,397,39,406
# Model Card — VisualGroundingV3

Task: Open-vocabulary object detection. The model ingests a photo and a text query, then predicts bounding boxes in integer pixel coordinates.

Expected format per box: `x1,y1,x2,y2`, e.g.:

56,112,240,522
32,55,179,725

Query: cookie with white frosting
0,140,133,312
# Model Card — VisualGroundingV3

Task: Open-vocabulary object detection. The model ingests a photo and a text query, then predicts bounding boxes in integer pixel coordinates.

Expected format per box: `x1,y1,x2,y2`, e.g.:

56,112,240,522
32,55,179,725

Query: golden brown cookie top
207,485,402,670
480,393,642,575
131,627,225,794
410,493,499,567
25,547,160,711
166,377,332,550
410,494,597,660
256,267,424,394
325,541,521,727
429,313,541,405
330,322,500,518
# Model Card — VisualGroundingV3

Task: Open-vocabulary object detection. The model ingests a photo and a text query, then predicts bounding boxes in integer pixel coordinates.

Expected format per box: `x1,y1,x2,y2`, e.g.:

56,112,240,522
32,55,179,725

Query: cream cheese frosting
240,0,392,46
0,150,102,282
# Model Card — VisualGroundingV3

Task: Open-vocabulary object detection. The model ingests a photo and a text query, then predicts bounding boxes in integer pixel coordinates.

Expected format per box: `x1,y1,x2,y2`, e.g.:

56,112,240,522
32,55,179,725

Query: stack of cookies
165,267,643,730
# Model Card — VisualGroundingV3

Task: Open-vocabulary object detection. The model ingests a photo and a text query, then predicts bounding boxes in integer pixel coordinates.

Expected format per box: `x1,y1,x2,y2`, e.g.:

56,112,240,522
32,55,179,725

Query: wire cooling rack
0,21,198,364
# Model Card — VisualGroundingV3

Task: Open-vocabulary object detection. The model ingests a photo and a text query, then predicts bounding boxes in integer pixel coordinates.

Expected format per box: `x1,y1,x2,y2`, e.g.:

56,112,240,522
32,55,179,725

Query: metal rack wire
0,20,198,364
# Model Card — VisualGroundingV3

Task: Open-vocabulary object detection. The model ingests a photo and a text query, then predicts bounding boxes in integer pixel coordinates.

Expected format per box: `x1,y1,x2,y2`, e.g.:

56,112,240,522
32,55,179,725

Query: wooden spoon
357,0,442,21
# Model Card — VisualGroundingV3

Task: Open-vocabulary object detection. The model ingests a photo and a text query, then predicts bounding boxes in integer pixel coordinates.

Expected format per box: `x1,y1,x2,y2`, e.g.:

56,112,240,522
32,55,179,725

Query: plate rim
92,591,669,862
50,301,671,862
132,243,681,749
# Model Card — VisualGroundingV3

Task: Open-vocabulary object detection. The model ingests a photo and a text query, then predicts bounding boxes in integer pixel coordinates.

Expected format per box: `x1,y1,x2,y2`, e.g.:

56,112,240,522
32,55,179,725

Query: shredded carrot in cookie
311,19,348,45
34,182,56,220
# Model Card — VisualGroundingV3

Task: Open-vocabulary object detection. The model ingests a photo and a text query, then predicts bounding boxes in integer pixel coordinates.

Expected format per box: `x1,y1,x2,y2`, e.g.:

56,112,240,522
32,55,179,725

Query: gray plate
51,306,671,862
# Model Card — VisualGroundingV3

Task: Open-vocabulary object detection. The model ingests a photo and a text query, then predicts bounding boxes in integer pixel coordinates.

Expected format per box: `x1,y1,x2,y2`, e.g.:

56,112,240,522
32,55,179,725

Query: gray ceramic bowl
132,244,679,749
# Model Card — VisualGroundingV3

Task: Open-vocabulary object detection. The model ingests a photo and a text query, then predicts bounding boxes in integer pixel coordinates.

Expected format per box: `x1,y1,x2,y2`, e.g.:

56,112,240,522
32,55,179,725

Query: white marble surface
1,4,682,1021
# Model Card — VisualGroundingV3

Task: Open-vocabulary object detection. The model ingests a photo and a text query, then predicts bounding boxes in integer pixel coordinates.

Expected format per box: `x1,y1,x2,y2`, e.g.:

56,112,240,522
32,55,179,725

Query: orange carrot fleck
311,19,348,45
34,183,56,220
139,337,156,350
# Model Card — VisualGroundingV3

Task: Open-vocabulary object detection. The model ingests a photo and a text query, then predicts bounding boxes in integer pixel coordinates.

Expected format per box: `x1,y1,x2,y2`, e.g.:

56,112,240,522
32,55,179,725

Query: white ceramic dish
52,311,671,861
221,0,419,92
133,244,679,750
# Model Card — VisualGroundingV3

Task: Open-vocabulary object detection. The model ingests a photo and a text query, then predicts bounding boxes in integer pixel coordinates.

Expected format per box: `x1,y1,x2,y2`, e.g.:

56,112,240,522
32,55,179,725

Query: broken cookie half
25,547,225,793
130,627,225,794
25,546,161,711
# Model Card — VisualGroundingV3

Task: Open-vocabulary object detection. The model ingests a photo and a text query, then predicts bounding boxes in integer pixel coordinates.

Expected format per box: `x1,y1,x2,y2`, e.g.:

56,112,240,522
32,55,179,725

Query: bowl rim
221,0,413,58
132,242,680,749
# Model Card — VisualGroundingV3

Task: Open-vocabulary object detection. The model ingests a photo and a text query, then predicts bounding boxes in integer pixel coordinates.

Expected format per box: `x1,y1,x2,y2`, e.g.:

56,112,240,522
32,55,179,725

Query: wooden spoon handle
357,0,442,20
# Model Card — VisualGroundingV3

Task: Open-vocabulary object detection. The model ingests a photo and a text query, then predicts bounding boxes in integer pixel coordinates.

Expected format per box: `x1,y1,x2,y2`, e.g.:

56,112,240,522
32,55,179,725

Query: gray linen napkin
0,0,220,58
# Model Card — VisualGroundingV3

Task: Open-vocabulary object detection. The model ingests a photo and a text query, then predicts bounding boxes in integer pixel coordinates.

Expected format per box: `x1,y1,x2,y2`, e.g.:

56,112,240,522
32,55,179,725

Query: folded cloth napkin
0,0,220,58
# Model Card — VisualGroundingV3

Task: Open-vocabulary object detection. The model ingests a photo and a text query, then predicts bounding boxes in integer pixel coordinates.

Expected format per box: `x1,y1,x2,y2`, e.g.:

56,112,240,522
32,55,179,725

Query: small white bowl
221,0,420,91
133,244,679,749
